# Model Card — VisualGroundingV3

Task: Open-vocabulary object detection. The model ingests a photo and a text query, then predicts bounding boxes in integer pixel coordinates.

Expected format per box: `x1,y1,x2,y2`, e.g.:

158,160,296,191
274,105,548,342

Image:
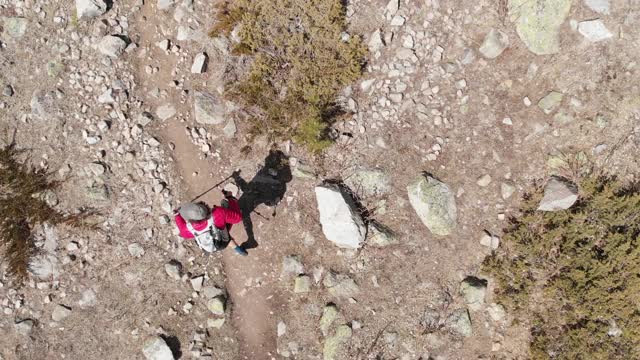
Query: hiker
173,190,248,255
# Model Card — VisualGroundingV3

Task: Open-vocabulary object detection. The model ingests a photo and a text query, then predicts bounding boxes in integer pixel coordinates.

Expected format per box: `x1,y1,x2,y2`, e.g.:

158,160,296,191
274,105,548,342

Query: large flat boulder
407,174,457,236
509,0,572,55
315,185,366,249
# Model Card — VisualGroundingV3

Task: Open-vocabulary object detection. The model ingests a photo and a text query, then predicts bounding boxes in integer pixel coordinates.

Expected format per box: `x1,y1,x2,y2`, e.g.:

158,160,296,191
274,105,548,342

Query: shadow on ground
233,150,292,250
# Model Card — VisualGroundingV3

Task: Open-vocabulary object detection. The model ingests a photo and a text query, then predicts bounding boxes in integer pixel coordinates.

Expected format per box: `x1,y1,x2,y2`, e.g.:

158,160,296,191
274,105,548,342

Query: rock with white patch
142,336,175,360
537,176,578,211
479,29,509,59
76,0,108,18
194,91,226,125
578,19,613,42
98,35,127,58
315,184,366,249
407,174,457,236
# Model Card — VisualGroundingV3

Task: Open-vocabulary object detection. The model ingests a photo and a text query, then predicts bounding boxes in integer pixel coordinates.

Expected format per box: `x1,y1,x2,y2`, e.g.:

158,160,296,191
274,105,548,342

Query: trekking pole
190,173,235,203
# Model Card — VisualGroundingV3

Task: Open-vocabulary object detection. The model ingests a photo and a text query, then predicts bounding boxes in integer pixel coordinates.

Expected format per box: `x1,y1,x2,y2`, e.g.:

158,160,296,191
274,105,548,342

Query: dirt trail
131,5,277,358
161,120,277,359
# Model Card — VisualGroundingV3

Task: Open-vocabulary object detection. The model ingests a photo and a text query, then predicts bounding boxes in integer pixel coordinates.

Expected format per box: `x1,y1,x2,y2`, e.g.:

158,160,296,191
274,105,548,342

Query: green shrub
0,140,93,284
211,0,366,152
483,176,640,359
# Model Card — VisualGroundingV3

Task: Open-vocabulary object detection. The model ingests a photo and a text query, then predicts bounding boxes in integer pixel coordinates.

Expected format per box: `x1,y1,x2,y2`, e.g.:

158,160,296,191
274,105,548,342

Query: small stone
324,272,360,299
190,275,205,292
578,19,613,42
407,174,457,236
294,275,312,293
87,162,105,176
76,0,108,19
390,15,406,26
523,97,532,106
157,0,175,10
345,168,390,197
385,0,399,13
51,304,72,322
323,325,352,360
128,243,145,257
584,0,610,14
98,35,127,58
3,85,14,97
368,29,385,52
156,39,170,50
320,304,339,336
67,242,79,251
479,29,509,59
207,318,225,329
78,289,97,307
501,182,516,200
156,104,176,121
194,92,226,125
202,286,223,299
142,336,175,360
191,52,208,73
277,321,287,337
538,91,563,114
476,174,492,187
164,260,182,280
207,296,225,315
479,230,500,250
537,176,578,211
223,119,237,138
282,255,305,276
487,303,506,323
3,17,28,38
15,319,34,335
446,309,472,337
460,277,488,311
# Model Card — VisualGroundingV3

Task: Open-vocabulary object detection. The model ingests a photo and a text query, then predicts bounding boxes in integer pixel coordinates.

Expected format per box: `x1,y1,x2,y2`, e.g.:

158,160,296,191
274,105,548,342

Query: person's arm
174,213,195,239
212,203,243,229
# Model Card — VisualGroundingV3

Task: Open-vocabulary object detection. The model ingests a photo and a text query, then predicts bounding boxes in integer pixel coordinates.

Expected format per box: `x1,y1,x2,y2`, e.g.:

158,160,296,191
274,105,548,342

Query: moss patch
211,0,366,152
483,176,640,359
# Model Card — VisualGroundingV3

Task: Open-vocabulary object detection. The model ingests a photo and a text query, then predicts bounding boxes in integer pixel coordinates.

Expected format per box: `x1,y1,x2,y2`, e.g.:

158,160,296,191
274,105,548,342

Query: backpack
186,217,228,252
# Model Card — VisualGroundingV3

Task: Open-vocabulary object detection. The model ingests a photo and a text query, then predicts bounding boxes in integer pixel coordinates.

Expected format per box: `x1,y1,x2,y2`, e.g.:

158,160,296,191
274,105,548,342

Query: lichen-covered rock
194,91,226,125
323,325,352,360
345,168,390,197
207,296,225,315
479,29,509,59
320,304,339,336
509,0,572,55
460,276,488,311
294,275,311,293
323,272,360,299
407,174,457,236
368,223,397,247
446,309,472,337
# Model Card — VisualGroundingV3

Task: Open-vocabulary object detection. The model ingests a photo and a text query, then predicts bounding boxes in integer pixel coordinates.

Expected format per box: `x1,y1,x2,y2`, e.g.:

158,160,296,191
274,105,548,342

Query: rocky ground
1,0,639,359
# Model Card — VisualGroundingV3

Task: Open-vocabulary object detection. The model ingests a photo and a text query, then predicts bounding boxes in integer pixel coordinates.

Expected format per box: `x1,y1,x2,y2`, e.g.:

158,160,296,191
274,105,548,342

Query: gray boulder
479,29,509,59
460,276,488,311
315,185,366,249
407,174,457,236
446,309,472,337
509,0,572,55
538,176,578,211
76,0,107,18
143,336,175,360
98,35,127,58
194,91,226,125
345,168,390,197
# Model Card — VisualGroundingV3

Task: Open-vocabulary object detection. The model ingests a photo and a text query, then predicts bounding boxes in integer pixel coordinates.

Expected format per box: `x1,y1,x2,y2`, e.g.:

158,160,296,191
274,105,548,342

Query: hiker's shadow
233,150,292,250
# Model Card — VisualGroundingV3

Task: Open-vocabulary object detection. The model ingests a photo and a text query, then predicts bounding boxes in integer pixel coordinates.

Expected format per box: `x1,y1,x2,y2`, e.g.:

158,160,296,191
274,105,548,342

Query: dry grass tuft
0,140,95,284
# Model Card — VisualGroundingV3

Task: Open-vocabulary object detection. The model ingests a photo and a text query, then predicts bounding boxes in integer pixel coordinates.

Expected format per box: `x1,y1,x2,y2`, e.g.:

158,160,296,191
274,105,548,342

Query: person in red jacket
174,191,248,255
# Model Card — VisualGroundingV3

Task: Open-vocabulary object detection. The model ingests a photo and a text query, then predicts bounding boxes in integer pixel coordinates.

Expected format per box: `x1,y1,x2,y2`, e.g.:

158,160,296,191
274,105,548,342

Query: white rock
584,0,610,14
223,119,236,138
479,230,500,250
76,0,107,18
476,174,492,187
128,243,145,257
277,321,287,337
78,289,97,307
190,275,205,292
385,0,400,13
143,337,175,360
282,255,305,276
51,304,72,321
156,39,170,50
479,29,509,59
501,182,516,200
538,176,578,211
368,29,385,52
315,185,366,249
390,15,406,26
156,104,176,121
29,254,60,279
578,19,613,42
157,0,174,10
98,35,127,58
191,52,208,73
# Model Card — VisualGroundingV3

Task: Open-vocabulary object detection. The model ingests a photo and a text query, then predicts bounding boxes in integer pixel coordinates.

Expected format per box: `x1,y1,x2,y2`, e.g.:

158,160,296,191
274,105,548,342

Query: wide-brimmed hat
178,202,209,221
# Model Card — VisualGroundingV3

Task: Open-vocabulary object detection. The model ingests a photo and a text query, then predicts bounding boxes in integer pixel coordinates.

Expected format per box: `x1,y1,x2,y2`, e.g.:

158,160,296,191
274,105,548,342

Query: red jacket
175,199,242,239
